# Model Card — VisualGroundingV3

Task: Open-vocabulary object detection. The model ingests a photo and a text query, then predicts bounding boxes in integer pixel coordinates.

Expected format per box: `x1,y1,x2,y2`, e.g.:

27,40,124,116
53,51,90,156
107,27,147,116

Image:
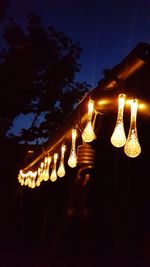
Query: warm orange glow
43,156,51,182
57,145,66,177
97,99,111,106
50,153,58,182
125,98,146,111
68,129,77,168
82,99,95,143
36,179,41,187
88,99,94,115
111,94,126,147
124,99,141,158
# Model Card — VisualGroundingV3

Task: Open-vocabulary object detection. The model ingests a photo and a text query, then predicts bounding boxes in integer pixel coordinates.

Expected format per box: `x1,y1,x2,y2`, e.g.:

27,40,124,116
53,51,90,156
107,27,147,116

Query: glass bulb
40,162,44,169
31,180,35,189
20,178,24,186
24,178,28,186
43,169,49,181
47,156,51,165
28,178,32,187
57,145,66,177
68,129,77,168
68,150,77,168
37,167,42,182
36,179,41,187
82,99,95,143
43,156,51,181
50,153,58,182
57,162,65,177
44,157,48,164
39,162,44,181
82,121,95,143
111,94,126,147
50,169,57,182
124,99,141,158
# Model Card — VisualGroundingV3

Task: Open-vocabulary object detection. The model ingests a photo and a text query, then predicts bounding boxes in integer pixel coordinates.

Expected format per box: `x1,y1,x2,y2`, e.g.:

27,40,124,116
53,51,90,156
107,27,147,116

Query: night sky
4,0,150,133
0,2,150,266
6,0,150,86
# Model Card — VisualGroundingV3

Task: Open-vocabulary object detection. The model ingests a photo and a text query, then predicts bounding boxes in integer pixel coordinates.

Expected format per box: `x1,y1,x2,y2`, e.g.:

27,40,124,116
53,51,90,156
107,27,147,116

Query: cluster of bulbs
111,94,141,158
18,100,96,188
18,94,141,187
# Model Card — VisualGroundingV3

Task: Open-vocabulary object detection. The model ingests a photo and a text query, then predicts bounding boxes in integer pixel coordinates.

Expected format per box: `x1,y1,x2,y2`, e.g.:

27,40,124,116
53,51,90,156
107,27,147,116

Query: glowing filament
36,179,41,187
38,162,44,181
50,153,58,182
57,145,66,177
43,156,51,181
124,99,141,158
111,94,126,147
68,129,77,168
82,99,95,143
37,167,42,182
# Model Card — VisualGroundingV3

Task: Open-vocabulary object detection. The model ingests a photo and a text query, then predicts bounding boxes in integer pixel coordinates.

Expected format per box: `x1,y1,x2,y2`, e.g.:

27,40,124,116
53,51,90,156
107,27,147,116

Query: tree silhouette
0,15,90,143
0,0,9,20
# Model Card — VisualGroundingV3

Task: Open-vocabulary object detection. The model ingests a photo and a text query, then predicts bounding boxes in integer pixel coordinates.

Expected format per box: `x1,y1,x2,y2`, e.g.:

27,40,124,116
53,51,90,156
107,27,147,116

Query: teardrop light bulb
82,99,95,143
39,162,44,182
50,153,58,182
124,99,141,158
36,179,41,187
43,156,51,181
57,145,66,177
68,129,77,168
111,94,126,147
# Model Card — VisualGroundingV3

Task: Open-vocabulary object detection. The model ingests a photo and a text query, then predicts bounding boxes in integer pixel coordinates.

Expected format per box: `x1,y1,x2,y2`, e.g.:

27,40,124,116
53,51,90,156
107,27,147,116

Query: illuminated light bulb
20,178,24,186
57,145,66,177
33,171,37,187
36,179,41,187
18,170,22,183
57,162,65,177
43,156,51,181
18,170,22,180
24,178,28,186
44,157,48,164
111,94,126,147
37,167,42,182
124,99,141,158
28,178,32,187
43,170,49,181
82,121,95,143
31,180,35,189
82,99,95,143
40,162,44,171
39,162,44,181
47,156,51,165
68,129,77,168
50,153,58,182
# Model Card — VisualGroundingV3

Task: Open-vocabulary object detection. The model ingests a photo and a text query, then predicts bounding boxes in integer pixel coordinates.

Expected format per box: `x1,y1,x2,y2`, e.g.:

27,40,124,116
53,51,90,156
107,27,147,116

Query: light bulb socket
77,144,95,168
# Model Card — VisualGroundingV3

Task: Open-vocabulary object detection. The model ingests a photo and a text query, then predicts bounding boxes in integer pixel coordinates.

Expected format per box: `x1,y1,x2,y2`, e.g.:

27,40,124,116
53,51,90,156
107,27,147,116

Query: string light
30,171,37,189
36,178,41,187
57,145,66,177
43,156,51,181
124,99,141,158
18,92,143,189
111,94,126,147
68,129,77,168
50,153,58,182
82,99,95,143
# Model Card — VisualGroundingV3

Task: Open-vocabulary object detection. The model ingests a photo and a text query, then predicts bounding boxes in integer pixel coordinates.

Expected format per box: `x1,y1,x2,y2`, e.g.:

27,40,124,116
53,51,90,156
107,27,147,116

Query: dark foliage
0,0,9,20
0,15,90,142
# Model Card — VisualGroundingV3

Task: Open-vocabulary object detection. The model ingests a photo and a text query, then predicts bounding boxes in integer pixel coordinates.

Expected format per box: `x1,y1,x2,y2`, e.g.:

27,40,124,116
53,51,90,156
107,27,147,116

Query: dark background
0,1,150,266
0,61,150,266
4,0,150,133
